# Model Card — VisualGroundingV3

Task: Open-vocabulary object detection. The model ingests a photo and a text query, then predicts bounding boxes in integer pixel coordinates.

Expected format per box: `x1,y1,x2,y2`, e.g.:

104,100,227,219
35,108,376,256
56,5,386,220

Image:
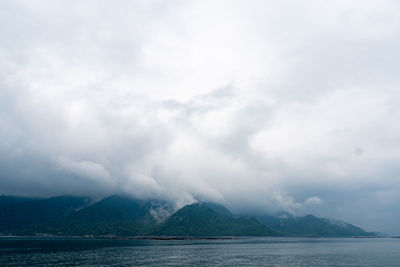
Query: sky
1,0,400,234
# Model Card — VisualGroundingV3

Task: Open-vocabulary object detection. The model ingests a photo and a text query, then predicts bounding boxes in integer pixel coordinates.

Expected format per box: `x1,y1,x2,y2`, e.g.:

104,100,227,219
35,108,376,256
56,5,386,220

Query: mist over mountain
0,195,375,237
153,202,278,237
1,0,400,235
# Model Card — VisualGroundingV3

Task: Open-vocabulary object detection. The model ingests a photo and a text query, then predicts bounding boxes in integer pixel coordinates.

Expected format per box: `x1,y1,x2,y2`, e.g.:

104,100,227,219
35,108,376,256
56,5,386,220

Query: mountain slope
0,196,90,235
54,195,168,235
256,214,376,237
0,196,37,207
0,195,376,237
154,202,278,236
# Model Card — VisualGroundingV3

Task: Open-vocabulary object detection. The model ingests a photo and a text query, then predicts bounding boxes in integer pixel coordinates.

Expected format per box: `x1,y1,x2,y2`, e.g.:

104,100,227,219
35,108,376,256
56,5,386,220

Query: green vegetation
256,214,376,237
0,195,376,237
0,196,90,235
153,202,278,236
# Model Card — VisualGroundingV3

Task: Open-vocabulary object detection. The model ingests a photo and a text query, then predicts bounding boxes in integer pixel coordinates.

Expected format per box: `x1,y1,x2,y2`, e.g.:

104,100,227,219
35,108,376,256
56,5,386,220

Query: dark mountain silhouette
153,202,278,236
0,196,37,207
0,196,90,235
53,195,166,236
0,195,376,237
256,213,376,237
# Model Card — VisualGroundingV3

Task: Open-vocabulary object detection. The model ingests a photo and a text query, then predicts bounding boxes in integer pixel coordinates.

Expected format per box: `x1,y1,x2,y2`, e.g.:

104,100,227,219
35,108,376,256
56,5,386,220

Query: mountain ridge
255,213,376,237
152,202,278,236
0,195,376,237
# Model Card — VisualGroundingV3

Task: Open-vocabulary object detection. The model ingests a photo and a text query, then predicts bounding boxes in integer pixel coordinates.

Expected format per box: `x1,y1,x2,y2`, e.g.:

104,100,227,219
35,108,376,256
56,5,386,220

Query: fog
1,0,400,234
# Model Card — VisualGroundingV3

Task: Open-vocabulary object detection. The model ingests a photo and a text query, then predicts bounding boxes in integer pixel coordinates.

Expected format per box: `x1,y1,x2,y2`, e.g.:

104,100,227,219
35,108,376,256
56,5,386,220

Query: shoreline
0,235,391,240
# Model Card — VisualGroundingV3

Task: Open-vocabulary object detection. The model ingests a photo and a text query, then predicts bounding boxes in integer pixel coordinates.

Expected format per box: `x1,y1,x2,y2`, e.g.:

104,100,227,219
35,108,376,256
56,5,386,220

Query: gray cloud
1,0,400,234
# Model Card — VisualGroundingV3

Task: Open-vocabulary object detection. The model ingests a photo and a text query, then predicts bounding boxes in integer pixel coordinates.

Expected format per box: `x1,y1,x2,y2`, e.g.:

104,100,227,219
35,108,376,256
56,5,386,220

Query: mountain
153,202,278,236
0,195,376,237
53,195,171,236
0,196,90,235
256,213,376,237
373,232,390,237
0,196,37,207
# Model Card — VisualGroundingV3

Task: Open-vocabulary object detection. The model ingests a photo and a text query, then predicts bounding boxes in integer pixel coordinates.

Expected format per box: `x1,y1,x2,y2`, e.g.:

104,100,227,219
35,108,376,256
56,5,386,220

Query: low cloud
1,0,400,234
56,157,114,185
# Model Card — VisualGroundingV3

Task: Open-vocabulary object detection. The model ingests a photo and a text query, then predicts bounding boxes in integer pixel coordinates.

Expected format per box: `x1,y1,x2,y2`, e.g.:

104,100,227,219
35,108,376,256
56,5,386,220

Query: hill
256,213,376,237
0,195,376,237
153,202,278,236
0,196,90,235
0,196,38,207
53,195,169,236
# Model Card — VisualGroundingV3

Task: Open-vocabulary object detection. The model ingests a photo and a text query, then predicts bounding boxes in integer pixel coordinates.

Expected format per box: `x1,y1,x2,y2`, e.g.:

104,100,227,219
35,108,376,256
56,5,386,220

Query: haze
1,0,400,234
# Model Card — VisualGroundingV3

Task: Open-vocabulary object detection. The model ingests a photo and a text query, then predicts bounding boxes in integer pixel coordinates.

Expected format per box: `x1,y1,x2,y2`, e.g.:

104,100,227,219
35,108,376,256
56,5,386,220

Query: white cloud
1,0,400,233
56,157,114,185
304,196,323,206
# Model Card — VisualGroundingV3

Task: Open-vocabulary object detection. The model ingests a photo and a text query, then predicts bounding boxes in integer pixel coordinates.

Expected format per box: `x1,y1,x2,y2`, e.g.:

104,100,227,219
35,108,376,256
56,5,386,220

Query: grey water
1,237,399,266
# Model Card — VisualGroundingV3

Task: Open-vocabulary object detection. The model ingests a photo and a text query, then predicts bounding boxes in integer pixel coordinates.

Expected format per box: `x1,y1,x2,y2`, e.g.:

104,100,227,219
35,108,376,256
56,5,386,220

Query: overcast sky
1,0,400,234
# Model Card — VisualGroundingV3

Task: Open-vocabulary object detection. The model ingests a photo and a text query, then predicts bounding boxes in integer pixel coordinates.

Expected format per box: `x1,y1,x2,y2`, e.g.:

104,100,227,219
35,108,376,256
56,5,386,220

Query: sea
0,237,399,266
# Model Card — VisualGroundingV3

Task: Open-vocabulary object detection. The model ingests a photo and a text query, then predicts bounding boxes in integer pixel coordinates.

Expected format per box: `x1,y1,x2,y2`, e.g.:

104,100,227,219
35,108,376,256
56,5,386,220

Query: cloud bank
1,0,400,234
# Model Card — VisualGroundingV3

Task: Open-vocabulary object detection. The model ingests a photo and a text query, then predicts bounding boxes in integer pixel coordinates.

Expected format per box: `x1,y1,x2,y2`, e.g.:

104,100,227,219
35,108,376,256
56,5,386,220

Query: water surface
1,237,399,266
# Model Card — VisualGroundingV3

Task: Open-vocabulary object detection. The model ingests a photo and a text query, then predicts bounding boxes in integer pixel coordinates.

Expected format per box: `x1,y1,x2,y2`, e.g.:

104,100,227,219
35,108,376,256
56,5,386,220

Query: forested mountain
0,195,376,237
256,213,376,237
0,196,90,235
153,202,278,236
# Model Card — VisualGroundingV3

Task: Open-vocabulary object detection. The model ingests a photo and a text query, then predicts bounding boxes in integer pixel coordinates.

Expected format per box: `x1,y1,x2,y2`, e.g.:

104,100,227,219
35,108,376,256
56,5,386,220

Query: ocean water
0,237,399,266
